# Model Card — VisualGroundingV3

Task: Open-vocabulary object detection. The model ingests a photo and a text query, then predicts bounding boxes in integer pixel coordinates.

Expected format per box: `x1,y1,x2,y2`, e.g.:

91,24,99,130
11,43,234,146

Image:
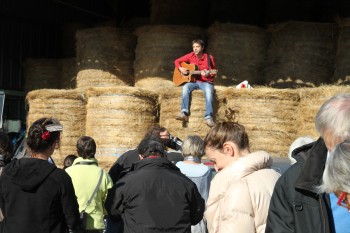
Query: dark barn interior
1,0,350,124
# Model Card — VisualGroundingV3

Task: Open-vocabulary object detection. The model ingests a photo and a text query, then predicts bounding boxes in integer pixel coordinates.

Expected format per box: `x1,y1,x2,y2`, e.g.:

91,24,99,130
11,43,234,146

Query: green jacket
66,157,113,230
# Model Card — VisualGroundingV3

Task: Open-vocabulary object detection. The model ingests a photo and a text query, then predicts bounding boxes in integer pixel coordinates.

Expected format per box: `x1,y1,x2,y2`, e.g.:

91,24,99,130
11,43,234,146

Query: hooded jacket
0,158,81,233
265,137,335,233
105,157,205,233
205,151,280,233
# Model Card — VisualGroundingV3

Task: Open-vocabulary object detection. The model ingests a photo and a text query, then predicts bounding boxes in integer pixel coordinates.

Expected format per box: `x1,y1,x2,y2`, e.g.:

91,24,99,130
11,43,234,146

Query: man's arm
104,181,126,221
208,55,217,78
174,53,191,68
189,184,205,225
265,176,295,233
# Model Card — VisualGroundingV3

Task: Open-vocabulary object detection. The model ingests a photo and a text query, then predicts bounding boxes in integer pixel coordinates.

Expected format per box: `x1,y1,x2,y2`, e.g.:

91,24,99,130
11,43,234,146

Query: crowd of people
0,93,350,233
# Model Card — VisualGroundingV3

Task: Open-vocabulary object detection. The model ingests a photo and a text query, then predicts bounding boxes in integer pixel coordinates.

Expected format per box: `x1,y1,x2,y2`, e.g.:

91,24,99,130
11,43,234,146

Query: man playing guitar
174,39,217,127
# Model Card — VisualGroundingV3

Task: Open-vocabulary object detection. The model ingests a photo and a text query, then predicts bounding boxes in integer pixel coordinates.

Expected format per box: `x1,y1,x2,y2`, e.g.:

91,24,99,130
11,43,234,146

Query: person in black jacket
0,117,82,233
108,124,183,183
265,94,350,233
105,137,205,233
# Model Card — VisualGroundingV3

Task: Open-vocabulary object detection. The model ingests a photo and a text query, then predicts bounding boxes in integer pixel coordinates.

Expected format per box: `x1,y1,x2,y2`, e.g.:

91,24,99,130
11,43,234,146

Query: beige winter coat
205,151,280,233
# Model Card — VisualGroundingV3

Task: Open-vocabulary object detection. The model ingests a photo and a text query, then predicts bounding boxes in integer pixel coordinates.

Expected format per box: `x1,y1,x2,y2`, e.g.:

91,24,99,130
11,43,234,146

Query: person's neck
30,150,51,161
183,155,201,164
195,52,204,59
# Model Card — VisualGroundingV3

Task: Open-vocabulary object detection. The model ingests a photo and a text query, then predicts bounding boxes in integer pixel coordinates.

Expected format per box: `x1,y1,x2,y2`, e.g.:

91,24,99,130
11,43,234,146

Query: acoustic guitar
173,62,218,86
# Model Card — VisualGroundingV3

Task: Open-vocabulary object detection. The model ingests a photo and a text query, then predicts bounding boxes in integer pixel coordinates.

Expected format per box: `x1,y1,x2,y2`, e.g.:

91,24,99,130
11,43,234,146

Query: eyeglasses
337,192,349,209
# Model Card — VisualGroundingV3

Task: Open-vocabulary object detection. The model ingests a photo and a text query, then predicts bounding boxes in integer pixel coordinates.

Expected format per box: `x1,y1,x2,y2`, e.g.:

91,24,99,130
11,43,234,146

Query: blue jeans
181,81,214,119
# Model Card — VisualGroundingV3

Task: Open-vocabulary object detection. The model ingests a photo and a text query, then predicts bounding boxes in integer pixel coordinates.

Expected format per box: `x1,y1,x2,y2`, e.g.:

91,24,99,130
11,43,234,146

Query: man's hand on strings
201,69,210,77
179,67,188,75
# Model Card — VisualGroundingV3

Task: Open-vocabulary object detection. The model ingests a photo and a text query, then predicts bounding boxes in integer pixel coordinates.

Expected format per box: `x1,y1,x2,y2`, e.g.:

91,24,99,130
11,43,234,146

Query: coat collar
132,157,180,172
295,137,328,194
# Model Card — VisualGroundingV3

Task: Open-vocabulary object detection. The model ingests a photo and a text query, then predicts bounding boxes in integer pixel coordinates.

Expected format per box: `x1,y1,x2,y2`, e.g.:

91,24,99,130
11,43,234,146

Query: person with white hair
288,136,314,165
266,94,350,233
319,141,350,212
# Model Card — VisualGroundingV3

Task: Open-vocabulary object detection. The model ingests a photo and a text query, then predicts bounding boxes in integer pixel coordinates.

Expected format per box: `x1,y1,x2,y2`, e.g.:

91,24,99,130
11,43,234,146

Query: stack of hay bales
159,88,225,140
223,87,300,157
76,26,136,90
206,23,268,87
134,25,204,91
209,0,263,25
23,59,62,91
26,89,86,161
265,21,337,88
333,18,350,84
61,58,77,89
150,0,209,26
297,85,350,138
214,86,229,122
85,87,158,162
61,22,88,58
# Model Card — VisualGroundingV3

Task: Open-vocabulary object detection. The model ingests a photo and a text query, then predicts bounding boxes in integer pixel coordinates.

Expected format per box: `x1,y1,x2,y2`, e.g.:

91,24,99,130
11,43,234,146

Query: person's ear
222,142,235,157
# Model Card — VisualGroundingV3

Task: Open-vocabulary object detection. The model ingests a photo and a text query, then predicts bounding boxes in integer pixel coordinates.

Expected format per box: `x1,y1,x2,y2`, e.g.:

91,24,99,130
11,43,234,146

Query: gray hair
182,135,205,158
315,94,350,144
288,136,315,165
319,141,350,193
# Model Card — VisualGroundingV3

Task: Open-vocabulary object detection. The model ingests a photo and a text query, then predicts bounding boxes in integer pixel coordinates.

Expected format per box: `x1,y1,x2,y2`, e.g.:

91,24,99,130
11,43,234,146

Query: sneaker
205,118,215,127
175,112,188,122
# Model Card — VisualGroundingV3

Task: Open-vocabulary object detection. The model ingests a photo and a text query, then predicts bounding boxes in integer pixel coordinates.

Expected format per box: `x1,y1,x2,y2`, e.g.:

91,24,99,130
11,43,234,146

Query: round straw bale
61,58,77,89
209,0,263,25
206,23,268,87
76,26,136,88
159,87,224,140
296,85,350,138
134,25,205,92
23,59,62,91
150,0,209,26
333,18,350,84
223,87,300,157
26,89,86,160
265,21,337,88
62,22,88,58
85,87,159,157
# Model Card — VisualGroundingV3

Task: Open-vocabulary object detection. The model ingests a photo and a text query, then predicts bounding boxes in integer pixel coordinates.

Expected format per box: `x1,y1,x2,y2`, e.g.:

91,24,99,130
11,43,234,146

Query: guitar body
173,62,198,86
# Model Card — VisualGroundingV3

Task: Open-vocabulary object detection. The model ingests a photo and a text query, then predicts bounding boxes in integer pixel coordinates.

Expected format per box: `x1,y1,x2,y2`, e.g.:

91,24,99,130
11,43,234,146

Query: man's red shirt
174,52,217,83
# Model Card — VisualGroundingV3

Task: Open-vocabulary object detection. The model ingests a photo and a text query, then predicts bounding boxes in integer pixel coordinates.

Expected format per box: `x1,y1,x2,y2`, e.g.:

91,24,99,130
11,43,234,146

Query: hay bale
23,59,61,91
60,58,77,89
265,21,337,88
76,26,135,89
297,85,350,138
206,23,268,87
134,25,204,92
159,87,225,140
62,22,88,58
223,87,300,157
150,0,209,26
85,87,158,157
333,18,350,84
209,0,263,25
26,89,86,160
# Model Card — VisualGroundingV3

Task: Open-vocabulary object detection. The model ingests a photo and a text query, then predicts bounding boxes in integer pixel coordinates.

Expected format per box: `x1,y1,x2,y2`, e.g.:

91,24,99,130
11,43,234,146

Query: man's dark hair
137,136,165,158
76,136,96,159
192,39,205,48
